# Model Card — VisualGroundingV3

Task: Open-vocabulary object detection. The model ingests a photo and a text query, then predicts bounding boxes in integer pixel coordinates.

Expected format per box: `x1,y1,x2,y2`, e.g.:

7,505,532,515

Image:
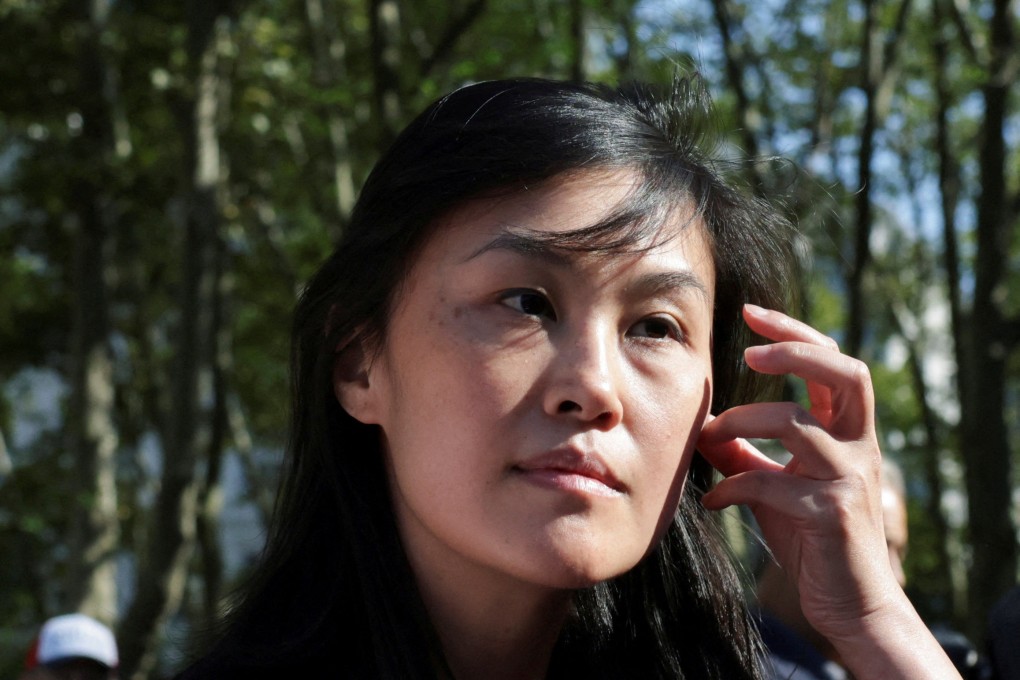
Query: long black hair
180,77,794,679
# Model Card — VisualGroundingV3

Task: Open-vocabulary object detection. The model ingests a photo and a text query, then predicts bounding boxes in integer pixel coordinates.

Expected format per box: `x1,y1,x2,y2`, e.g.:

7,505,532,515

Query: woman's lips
512,449,624,497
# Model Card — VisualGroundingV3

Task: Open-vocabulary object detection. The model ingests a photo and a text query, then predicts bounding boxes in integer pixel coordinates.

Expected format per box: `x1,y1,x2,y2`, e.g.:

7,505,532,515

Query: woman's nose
542,323,624,430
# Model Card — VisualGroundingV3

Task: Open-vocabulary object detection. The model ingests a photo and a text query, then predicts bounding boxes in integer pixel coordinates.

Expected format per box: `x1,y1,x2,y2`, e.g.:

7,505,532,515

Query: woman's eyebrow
464,230,572,266
465,230,711,303
628,270,712,304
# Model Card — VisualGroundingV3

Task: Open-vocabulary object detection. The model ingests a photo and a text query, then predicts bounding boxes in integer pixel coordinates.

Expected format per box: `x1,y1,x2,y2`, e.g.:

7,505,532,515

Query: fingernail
744,303,766,317
700,492,723,511
745,345,769,360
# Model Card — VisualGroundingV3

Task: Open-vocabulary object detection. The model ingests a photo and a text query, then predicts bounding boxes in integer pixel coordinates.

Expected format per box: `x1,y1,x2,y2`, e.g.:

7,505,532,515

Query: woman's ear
333,338,383,425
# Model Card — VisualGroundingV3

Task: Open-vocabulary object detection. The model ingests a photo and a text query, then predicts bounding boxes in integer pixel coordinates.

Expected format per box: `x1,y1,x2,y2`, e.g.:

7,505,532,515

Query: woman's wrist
825,590,962,679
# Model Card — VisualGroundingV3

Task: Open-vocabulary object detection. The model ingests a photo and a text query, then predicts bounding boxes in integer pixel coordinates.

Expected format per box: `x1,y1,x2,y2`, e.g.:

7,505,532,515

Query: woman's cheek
633,363,711,494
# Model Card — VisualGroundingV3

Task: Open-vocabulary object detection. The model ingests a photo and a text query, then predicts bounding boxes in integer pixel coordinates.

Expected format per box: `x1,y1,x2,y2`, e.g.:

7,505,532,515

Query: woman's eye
501,290,556,320
630,317,682,341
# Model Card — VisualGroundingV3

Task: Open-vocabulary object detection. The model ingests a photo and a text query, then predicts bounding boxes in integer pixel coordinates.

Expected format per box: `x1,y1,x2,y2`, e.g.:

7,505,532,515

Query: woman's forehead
395,169,716,308
429,168,707,257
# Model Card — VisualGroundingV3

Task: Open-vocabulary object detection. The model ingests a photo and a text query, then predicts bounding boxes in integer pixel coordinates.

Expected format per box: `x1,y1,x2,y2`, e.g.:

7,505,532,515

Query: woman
179,77,960,678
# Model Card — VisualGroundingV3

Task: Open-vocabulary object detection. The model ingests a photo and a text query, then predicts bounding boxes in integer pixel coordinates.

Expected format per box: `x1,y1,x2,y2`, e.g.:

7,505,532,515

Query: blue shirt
756,611,848,680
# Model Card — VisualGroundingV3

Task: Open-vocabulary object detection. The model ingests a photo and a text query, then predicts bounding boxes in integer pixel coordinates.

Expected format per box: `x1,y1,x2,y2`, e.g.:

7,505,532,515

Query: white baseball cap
28,613,119,668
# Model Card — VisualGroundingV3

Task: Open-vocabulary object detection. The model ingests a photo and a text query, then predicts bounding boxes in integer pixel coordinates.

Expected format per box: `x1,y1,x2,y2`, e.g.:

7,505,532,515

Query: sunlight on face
341,169,716,595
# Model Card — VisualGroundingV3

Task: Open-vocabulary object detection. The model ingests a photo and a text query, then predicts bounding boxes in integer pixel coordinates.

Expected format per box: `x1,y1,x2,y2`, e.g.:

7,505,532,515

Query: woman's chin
517,550,642,591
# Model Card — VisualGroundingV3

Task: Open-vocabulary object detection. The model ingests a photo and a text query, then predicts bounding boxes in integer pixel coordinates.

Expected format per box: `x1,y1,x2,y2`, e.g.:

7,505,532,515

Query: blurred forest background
0,0,1017,677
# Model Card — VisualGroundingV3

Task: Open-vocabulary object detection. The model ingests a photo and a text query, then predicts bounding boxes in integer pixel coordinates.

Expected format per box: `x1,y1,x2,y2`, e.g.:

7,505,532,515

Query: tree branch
304,0,356,231
875,0,914,116
0,427,10,484
709,0,764,186
946,0,983,65
420,0,487,78
370,0,403,141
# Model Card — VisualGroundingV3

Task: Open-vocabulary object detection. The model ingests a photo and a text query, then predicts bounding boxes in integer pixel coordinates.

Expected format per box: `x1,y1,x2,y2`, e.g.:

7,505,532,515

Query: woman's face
337,170,715,591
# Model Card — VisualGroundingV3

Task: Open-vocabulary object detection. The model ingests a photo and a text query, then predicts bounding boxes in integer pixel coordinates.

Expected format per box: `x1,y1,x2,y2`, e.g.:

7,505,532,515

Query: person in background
20,614,118,680
987,585,1020,680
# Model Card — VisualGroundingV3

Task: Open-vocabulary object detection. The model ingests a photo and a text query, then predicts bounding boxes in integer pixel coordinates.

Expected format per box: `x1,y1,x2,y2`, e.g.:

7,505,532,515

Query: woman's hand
697,304,961,679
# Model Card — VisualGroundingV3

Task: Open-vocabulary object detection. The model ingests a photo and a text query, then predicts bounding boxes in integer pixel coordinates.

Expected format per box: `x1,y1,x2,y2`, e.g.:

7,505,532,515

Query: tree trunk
933,0,964,369
710,0,761,165
846,0,912,358
845,0,878,359
305,0,356,237
959,0,1017,638
370,0,402,144
64,0,124,625
196,261,231,627
569,0,585,81
888,303,955,617
613,3,637,79
117,5,232,678
0,427,11,482
932,0,968,620
225,392,275,525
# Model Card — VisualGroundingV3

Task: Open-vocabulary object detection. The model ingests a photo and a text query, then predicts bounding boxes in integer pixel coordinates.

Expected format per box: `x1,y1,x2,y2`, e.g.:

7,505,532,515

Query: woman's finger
743,304,839,350
701,468,801,512
700,469,887,586
700,403,852,479
744,341,874,441
744,305,837,420
696,415,785,478
701,469,880,539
